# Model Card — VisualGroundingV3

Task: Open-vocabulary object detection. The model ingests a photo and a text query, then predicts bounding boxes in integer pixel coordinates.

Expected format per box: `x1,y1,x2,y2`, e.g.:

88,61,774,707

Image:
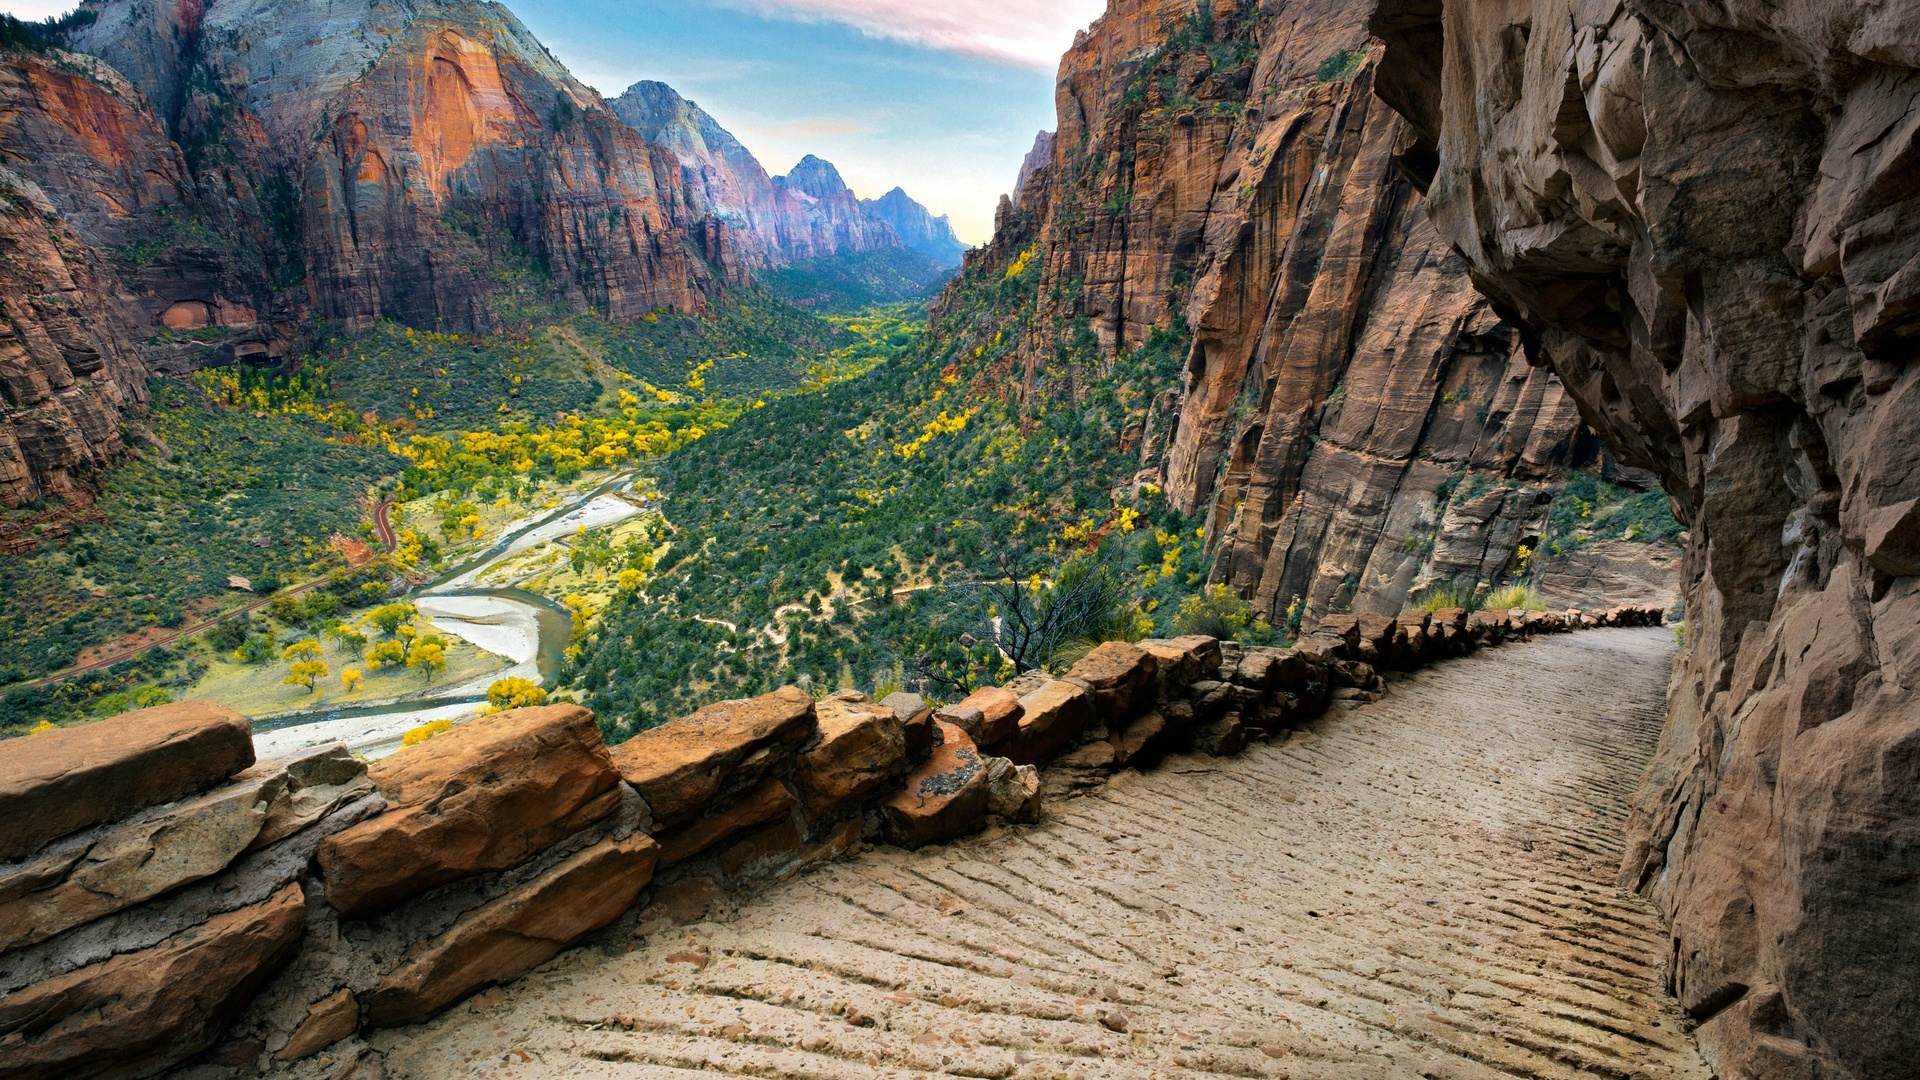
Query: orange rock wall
944,0,1658,626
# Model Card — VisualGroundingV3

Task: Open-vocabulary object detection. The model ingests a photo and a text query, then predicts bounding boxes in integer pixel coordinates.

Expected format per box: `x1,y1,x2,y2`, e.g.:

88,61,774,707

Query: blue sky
3,0,1105,243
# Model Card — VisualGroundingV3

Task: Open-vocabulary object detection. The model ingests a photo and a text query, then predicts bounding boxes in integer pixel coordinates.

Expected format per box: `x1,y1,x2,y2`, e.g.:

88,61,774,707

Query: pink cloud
710,0,1109,67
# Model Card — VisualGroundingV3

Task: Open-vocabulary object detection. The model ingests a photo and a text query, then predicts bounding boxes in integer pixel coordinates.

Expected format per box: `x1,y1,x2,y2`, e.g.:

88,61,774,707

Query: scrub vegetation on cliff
0,382,399,688
558,250,1251,737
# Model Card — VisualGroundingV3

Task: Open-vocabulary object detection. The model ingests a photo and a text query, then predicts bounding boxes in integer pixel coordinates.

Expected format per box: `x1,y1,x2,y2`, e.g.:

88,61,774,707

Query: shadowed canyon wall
948,0,1678,627
1369,0,1920,1075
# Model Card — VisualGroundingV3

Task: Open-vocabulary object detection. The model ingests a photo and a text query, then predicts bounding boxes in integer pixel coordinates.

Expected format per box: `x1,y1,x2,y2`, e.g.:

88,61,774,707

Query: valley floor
376,628,1705,1079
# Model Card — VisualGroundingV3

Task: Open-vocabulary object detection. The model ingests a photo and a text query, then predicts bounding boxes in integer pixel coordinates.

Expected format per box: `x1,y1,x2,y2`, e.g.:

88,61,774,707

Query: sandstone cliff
946,0,1675,625
56,0,721,333
0,166,147,511
609,80,813,269
1371,0,1920,1074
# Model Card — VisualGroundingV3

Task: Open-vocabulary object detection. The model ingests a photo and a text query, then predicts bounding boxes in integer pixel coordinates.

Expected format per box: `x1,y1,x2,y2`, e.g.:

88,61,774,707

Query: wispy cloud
705,0,1108,68
0,1,82,19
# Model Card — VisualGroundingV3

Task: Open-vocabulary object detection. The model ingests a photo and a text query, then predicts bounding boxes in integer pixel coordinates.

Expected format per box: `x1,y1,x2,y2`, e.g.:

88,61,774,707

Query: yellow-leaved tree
486,676,547,713
408,642,446,685
285,659,329,694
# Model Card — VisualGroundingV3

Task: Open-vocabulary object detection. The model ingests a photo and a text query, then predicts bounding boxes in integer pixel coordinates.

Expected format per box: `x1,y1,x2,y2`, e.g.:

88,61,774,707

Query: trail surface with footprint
378,627,1707,1079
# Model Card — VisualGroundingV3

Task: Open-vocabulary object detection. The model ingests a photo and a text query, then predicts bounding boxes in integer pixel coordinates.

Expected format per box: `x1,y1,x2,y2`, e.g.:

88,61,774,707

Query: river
252,475,643,760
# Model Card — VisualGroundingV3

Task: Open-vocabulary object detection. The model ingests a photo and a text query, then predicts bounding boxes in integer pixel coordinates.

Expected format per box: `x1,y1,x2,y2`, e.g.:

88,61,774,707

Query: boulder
1466,610,1510,642
318,705,622,919
244,744,374,850
795,697,907,816
0,770,282,952
1064,641,1159,719
881,721,990,848
716,817,860,883
275,988,359,1061
932,704,987,743
878,691,926,722
0,701,254,861
1356,614,1401,666
611,686,815,827
1005,680,1096,765
1111,711,1168,765
366,832,659,1027
954,685,1024,746
1186,680,1235,723
1055,740,1118,772
656,778,798,867
1196,714,1248,757
983,758,1041,823
901,706,938,765
1293,633,1349,662
0,883,306,1080
1311,615,1362,649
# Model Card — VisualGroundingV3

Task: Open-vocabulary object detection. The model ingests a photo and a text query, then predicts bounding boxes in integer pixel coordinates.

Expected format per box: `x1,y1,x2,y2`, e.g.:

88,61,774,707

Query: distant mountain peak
777,155,854,201
862,187,967,267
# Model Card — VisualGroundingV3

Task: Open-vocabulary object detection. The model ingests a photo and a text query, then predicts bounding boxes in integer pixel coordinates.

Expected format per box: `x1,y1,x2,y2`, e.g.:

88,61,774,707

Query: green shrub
1410,582,1473,613
1174,584,1253,640
1482,585,1544,612
1314,49,1365,83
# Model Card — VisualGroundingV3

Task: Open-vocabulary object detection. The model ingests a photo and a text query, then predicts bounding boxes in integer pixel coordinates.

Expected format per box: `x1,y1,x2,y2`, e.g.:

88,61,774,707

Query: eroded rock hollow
1368,0,1920,1073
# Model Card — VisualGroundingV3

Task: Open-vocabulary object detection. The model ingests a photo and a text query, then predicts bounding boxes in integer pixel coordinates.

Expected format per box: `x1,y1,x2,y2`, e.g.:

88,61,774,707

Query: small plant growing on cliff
1411,583,1472,613
1482,585,1544,612
1314,49,1365,84
1175,584,1254,640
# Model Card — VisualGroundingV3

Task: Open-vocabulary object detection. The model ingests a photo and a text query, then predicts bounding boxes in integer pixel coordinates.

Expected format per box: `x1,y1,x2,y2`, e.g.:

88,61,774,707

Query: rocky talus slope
948,0,1677,625
0,591,1664,1077
1369,0,1920,1074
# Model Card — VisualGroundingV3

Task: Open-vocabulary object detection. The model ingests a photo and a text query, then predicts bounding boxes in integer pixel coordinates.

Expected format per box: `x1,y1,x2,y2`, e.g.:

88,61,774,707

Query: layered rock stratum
1368,0,1920,1074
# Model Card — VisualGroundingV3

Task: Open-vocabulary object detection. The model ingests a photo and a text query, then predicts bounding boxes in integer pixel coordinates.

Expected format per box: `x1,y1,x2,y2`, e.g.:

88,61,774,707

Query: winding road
378,627,1706,1080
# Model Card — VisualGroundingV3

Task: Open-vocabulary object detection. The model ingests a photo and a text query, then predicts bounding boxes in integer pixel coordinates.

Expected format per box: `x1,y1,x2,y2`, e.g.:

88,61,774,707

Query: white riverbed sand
253,699,485,762
439,495,643,590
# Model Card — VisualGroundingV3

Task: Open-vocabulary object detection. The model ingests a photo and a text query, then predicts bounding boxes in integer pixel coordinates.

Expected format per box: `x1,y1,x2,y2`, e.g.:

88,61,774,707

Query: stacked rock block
0,608,1664,1077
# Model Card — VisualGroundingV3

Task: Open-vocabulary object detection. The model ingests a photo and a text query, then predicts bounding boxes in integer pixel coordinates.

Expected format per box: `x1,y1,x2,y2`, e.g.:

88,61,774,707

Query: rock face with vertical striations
1369,0,1920,1074
940,0,1674,628
0,164,147,511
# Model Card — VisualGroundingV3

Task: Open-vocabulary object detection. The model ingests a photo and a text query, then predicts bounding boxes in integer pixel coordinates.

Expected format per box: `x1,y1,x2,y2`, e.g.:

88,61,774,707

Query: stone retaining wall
0,604,1665,1078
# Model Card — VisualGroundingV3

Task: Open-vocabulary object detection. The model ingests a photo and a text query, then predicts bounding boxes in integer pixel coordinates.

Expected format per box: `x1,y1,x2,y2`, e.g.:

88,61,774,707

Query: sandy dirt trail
377,627,1706,1080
